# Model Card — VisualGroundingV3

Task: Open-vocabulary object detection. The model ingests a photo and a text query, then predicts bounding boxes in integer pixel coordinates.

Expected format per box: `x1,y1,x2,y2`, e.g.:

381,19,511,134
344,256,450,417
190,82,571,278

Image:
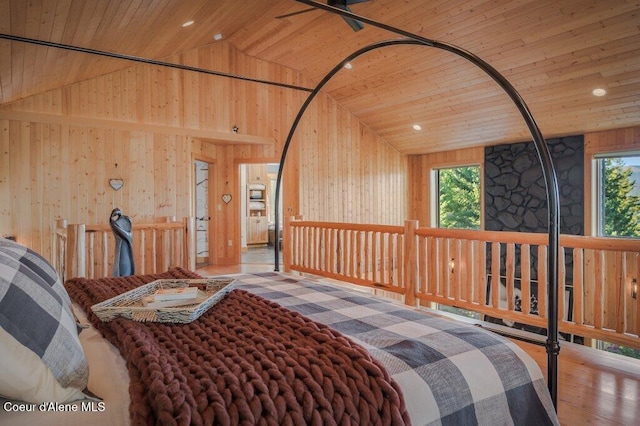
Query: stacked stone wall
484,135,584,281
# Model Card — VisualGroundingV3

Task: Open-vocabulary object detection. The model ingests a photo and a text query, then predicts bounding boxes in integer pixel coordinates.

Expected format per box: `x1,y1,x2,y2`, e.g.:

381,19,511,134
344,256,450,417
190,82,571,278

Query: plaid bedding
0,238,88,389
232,272,559,426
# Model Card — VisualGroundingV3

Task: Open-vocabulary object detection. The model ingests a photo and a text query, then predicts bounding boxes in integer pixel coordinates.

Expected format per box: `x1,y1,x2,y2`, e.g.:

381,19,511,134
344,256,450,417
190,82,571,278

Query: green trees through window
437,166,481,230
600,157,640,237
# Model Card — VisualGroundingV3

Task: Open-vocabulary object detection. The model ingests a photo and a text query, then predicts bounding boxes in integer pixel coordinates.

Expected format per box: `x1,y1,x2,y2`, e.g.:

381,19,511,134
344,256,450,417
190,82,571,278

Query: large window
597,155,640,238
437,166,481,230
435,165,481,319
595,154,640,359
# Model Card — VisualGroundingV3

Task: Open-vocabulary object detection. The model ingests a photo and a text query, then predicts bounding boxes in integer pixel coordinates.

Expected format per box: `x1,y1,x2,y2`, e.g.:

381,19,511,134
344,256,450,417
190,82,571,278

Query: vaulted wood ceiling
1,0,638,154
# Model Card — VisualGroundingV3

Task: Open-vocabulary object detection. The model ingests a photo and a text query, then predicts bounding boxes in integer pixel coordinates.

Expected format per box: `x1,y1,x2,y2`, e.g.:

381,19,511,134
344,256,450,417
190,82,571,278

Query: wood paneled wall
297,95,407,224
0,121,215,255
0,41,408,264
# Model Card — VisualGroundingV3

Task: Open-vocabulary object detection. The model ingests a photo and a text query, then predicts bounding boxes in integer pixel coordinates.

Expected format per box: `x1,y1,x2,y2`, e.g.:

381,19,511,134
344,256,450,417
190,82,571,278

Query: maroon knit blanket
65,268,410,425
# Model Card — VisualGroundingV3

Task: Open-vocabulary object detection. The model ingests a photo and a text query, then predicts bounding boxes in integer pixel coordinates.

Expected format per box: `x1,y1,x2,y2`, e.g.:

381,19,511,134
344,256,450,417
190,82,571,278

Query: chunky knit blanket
65,268,409,425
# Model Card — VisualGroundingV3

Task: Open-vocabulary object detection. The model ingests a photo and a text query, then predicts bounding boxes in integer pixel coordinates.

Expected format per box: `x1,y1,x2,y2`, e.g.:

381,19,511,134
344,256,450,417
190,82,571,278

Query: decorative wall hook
109,163,124,191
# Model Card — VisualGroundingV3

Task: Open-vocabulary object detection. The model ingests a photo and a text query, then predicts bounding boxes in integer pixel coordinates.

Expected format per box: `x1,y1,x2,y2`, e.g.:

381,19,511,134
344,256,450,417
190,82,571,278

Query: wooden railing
53,217,195,281
285,218,640,350
285,216,407,293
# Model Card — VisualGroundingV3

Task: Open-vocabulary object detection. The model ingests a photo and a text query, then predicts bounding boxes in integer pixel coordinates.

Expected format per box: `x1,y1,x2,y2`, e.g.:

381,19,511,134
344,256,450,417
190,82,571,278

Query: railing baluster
419,235,427,294
594,250,604,329
88,232,95,279
102,231,109,278
613,251,624,333
573,248,584,326
139,229,146,274
491,242,501,309
522,244,531,316
506,243,515,312
559,246,566,322
283,219,639,350
151,229,157,274
463,239,473,303
538,245,548,320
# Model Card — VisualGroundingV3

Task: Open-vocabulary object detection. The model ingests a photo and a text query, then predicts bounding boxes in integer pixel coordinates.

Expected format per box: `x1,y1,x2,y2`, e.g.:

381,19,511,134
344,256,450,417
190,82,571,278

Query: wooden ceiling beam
0,110,275,146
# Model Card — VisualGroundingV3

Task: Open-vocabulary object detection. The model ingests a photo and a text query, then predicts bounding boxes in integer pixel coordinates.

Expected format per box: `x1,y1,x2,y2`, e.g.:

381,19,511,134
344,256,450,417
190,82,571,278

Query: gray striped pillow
0,238,89,402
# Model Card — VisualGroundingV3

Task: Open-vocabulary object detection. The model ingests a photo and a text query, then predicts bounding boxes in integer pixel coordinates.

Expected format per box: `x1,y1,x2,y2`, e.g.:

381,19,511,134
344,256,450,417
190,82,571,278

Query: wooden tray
91,278,236,323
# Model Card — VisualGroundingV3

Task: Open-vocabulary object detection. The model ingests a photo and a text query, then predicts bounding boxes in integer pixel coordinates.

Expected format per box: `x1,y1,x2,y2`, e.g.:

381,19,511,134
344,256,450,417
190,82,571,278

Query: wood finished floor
197,259,640,426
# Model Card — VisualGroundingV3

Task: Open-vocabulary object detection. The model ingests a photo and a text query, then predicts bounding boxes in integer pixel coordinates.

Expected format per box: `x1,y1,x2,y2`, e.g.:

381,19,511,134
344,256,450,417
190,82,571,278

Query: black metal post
275,0,561,408
0,33,314,93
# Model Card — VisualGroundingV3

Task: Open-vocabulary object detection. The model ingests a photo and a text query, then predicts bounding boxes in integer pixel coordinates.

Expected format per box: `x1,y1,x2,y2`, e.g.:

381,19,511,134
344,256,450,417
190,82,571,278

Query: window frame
593,151,640,239
431,164,483,231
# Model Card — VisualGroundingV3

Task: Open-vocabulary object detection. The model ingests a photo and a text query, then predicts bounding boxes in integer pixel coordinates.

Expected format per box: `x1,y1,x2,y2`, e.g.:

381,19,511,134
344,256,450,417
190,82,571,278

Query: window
596,154,640,238
436,166,481,230
434,165,481,319
595,154,640,360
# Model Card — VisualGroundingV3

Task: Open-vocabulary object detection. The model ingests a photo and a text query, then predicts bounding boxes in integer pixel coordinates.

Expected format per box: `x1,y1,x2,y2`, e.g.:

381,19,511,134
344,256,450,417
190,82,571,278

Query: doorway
240,163,282,266
194,159,214,267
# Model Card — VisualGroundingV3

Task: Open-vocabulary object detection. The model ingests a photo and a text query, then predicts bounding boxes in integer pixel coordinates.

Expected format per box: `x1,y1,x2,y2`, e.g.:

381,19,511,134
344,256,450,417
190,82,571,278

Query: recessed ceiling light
344,62,353,69
213,33,223,41
592,88,607,97
413,124,422,131
182,20,194,27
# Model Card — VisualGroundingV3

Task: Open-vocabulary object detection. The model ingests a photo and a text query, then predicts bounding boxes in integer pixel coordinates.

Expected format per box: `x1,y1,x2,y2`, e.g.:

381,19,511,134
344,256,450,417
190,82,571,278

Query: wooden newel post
52,219,67,280
66,224,86,279
404,220,418,306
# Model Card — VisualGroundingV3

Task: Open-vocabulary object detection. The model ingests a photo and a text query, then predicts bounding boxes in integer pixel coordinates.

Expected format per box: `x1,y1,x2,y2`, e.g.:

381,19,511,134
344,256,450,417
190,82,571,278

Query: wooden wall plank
0,119,10,237
1,39,406,264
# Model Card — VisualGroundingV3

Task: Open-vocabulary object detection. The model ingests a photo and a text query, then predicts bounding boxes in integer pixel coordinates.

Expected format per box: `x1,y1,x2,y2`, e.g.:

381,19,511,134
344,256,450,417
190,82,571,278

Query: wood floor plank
511,339,640,425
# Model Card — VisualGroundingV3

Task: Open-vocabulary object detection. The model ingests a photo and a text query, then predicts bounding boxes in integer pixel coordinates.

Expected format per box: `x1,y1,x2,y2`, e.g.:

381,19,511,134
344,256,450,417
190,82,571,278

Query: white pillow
0,327,88,403
0,238,91,403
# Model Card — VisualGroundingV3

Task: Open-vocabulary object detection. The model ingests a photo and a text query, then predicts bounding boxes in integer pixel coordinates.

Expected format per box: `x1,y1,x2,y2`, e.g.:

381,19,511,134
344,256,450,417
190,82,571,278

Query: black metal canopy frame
0,33,313,93
274,0,561,409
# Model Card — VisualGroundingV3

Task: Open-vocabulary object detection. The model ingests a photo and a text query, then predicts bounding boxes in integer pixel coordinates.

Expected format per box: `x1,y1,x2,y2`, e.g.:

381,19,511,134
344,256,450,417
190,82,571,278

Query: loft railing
285,218,640,350
53,217,195,281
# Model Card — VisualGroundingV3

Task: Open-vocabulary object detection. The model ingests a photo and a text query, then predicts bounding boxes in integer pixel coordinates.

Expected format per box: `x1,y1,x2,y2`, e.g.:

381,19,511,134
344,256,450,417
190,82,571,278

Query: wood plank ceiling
1,0,638,155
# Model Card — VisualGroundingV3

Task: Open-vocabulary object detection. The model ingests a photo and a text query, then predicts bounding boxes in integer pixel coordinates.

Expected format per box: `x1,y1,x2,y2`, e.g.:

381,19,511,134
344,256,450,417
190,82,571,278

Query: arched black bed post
274,0,561,408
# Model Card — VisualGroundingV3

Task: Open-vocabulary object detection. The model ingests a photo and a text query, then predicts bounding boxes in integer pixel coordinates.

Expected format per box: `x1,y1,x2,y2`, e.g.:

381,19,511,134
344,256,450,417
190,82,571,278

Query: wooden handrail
286,218,640,351
83,221,186,233
52,217,195,280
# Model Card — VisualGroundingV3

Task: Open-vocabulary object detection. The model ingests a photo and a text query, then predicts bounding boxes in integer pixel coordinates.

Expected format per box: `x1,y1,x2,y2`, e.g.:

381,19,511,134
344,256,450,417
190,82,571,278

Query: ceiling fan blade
342,16,365,31
278,1,368,31
275,7,316,19
329,3,365,32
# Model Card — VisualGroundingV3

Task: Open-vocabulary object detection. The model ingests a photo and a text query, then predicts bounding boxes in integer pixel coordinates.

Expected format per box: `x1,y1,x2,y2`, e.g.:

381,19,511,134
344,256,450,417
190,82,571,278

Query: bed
0,264,558,425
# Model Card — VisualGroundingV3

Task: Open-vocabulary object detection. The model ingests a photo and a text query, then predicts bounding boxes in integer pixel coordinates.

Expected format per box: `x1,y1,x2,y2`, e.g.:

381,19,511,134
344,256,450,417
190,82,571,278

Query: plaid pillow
0,238,89,402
